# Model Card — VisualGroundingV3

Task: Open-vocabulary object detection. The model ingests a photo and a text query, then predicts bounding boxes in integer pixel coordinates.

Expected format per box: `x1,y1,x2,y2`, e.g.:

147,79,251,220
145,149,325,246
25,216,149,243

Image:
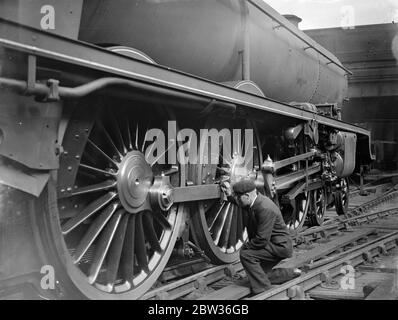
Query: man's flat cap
233,179,256,194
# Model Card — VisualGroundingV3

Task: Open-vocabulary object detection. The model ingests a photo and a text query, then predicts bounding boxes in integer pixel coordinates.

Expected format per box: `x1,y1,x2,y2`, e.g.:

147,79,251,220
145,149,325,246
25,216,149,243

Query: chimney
283,14,302,29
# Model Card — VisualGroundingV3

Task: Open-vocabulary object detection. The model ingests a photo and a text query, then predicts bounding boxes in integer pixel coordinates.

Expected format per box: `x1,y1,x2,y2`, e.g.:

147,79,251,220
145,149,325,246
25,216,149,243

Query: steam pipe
0,76,237,112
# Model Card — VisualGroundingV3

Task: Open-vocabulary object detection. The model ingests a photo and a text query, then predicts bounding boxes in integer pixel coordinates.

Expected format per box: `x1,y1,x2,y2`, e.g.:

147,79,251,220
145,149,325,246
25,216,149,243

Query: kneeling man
224,179,299,294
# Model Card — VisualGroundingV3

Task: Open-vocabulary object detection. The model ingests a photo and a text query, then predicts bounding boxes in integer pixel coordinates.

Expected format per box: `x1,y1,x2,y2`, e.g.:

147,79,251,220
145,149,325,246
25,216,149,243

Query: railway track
153,182,398,286
141,184,398,300
1,183,397,300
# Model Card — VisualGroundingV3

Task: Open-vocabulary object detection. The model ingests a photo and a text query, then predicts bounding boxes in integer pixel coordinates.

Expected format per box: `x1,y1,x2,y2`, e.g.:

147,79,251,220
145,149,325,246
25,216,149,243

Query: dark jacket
246,194,292,257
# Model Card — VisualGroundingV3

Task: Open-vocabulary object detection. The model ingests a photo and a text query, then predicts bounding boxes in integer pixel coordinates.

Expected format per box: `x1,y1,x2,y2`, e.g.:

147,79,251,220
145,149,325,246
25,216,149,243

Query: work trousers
240,241,293,294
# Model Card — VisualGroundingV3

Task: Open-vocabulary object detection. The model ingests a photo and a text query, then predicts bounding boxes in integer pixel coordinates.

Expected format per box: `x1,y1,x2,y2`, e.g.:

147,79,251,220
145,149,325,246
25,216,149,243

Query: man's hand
220,181,232,197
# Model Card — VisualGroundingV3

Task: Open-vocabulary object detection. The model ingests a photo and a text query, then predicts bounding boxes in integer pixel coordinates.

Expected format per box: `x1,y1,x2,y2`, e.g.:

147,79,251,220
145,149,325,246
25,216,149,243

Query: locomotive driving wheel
282,133,312,232
34,101,185,299
308,188,326,226
190,117,263,264
335,178,349,216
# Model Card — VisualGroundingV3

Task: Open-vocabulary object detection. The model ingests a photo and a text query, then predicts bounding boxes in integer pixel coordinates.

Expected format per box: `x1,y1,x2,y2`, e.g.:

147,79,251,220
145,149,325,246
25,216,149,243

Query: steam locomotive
0,0,373,299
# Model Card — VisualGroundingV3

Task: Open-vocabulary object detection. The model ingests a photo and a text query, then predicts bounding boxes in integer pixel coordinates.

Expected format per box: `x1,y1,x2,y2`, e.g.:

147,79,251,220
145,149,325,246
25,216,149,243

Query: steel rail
142,227,398,300
302,230,392,271
139,193,398,300
249,231,398,300
348,189,398,217
140,262,242,300
350,182,393,197
294,190,398,244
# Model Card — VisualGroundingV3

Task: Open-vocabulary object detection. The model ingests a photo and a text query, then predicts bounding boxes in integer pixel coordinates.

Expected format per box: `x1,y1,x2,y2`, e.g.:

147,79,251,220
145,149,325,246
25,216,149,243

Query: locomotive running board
0,18,374,163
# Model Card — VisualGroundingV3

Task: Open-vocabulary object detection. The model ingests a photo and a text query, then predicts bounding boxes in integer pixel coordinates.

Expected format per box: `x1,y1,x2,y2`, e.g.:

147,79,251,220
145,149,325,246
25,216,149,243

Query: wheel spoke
228,206,238,249
135,213,149,272
207,202,225,229
73,202,119,263
301,198,306,211
88,209,123,284
236,206,244,241
144,142,156,163
243,142,254,169
108,110,127,155
205,200,218,214
153,211,172,230
151,143,173,167
120,215,136,282
212,203,231,244
87,139,119,168
316,190,323,217
123,114,133,151
218,207,233,248
79,163,117,178
143,213,161,253
95,121,123,160
81,150,99,167
106,213,130,290
141,123,148,152
66,180,117,198
135,123,140,151
62,192,117,234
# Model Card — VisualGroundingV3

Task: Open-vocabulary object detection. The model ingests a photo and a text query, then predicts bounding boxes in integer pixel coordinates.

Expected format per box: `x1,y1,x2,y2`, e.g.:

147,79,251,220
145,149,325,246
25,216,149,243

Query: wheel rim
191,118,263,264
51,102,184,299
285,192,310,231
335,178,349,216
340,178,349,207
310,188,326,226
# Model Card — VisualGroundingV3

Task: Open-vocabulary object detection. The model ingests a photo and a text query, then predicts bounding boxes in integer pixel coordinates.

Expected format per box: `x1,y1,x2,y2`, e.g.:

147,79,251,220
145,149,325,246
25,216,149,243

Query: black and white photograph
0,0,397,306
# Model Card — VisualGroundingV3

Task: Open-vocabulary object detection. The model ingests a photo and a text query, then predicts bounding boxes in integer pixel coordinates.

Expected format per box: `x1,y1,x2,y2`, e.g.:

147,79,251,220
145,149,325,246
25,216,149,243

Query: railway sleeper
247,231,398,300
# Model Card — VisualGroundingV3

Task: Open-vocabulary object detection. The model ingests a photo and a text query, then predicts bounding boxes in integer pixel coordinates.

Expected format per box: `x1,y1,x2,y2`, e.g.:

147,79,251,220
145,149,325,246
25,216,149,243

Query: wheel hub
225,155,260,189
117,151,153,213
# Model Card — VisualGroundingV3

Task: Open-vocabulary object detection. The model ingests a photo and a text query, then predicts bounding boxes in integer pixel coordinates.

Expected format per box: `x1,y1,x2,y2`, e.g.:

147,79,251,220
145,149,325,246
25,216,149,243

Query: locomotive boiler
0,0,373,299
78,0,348,105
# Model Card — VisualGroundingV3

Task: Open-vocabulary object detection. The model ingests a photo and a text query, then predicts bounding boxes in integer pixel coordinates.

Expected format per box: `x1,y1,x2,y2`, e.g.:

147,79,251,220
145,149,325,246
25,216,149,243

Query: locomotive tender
0,0,374,299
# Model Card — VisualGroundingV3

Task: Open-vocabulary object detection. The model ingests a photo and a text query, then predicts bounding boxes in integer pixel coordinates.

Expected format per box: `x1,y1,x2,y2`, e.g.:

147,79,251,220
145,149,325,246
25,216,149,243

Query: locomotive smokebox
79,0,348,105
